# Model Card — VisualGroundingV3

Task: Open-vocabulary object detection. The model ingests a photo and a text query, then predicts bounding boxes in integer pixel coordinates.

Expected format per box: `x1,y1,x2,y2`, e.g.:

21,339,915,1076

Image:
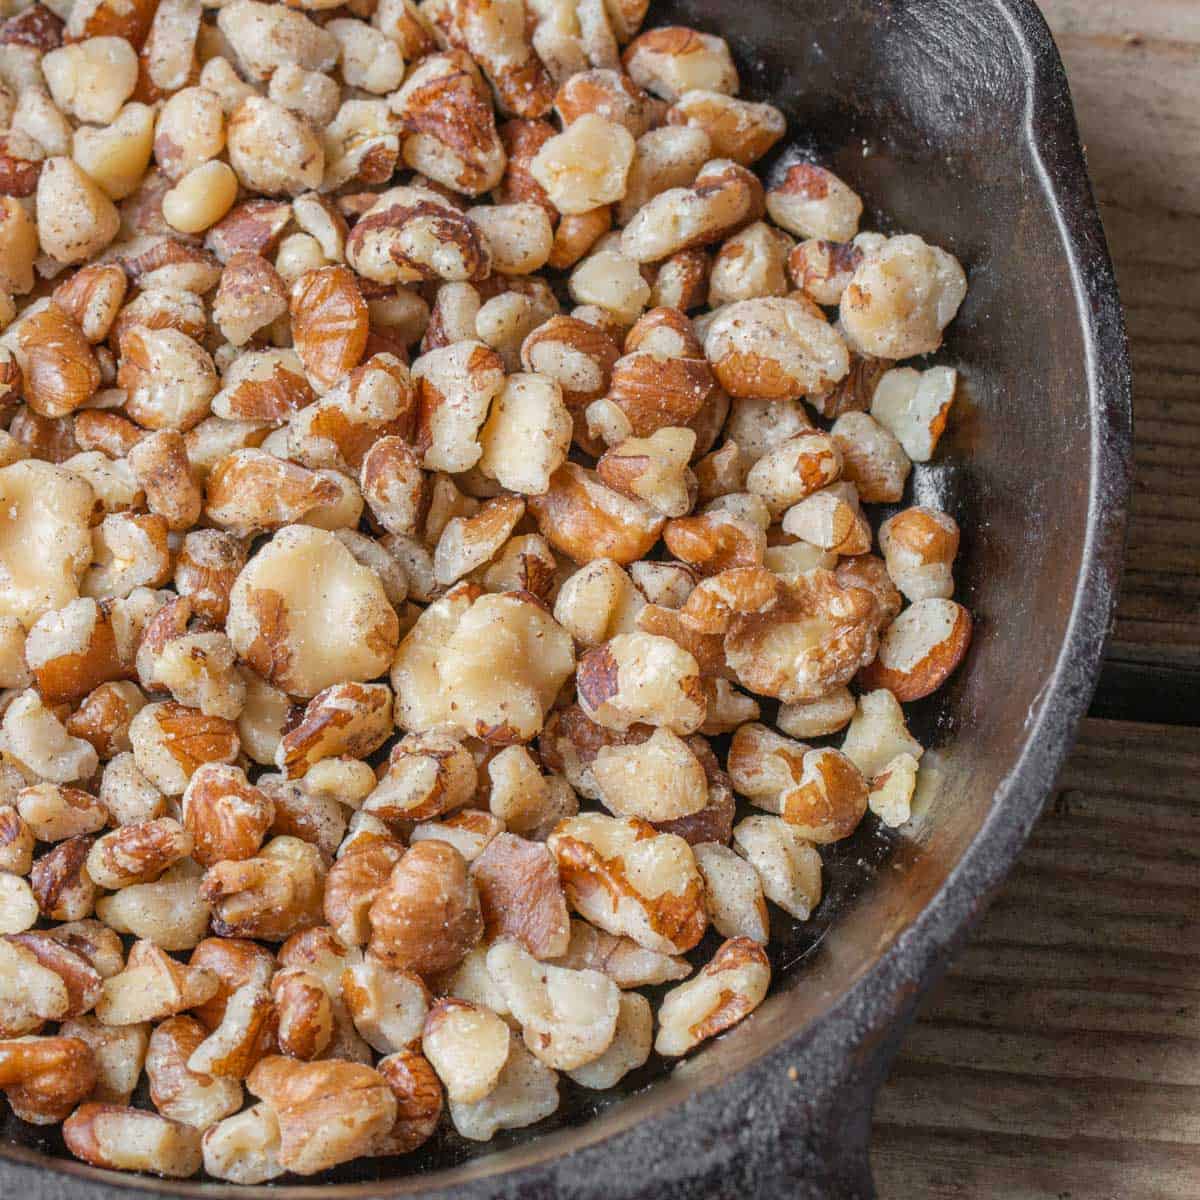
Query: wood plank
1034,2,1200,669
874,718,1200,1197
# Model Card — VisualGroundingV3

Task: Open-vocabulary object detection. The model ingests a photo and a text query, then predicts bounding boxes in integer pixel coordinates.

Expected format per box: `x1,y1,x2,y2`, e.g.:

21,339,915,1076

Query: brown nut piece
85,816,192,889
471,832,571,959
201,836,326,942
368,840,483,978
877,505,960,603
0,1036,98,1125
271,966,333,1061
276,682,393,780
653,936,770,1056
63,1102,202,1177
857,597,973,701
146,1015,243,1129
181,763,274,868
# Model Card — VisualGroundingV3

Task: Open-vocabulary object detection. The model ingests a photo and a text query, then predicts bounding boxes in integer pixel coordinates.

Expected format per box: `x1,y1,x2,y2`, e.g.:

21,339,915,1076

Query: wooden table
872,3,1200,1194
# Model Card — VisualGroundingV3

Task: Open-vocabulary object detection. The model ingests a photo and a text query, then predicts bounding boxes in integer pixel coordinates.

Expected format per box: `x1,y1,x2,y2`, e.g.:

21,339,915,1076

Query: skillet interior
0,0,1129,1195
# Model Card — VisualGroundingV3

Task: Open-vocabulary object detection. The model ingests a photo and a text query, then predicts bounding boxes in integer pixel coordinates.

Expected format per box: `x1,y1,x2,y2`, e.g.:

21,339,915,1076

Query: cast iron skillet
0,0,1131,1195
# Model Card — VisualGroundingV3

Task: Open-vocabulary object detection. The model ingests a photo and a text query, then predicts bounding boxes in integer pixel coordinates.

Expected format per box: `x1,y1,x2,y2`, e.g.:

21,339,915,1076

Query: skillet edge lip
0,0,1133,1195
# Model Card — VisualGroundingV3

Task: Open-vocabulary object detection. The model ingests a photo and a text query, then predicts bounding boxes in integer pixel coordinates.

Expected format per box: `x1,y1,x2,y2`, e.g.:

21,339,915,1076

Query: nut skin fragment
368,840,483,978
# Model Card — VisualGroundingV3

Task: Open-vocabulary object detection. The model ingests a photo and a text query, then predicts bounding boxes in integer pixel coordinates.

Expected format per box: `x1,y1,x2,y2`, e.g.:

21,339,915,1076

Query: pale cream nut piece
476,373,573,495
765,163,863,242
94,859,211,952
592,727,708,822
342,958,429,1055
36,158,121,266
0,874,39,934
622,26,738,101
227,96,325,198
202,1103,285,1184
448,1033,558,1142
3,689,99,784
777,687,856,739
732,814,822,920
829,411,911,504
575,632,705,734
693,841,769,943
567,246,650,324
840,234,967,360
95,939,218,1026
552,558,644,647
550,917,691,987
146,1015,244,1129
42,38,138,126
162,162,240,236
839,688,924,780
63,1104,203,1178
878,505,960,602
666,91,785,167
870,365,957,462
654,936,770,1056
59,1016,149,1106
530,114,635,215
422,998,510,1104
564,989,651,1088
228,526,400,698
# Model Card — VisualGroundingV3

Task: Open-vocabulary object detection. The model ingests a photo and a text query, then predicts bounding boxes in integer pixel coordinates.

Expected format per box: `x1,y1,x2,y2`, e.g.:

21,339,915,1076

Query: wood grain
1040,1,1200,669
873,718,1200,1197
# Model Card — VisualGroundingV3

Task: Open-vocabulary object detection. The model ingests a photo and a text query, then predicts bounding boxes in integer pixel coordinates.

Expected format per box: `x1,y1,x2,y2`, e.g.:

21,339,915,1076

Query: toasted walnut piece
208,253,288,348
0,1035,98,1125
496,117,556,211
871,365,956,463
4,689,99,784
171,531,245,626
60,1016,148,1105
622,26,736,100
452,1029,559,1140
342,958,429,1055
215,0,336,80
553,557,643,647
289,265,369,395
228,525,399,698
95,938,217,1025
486,939,619,1071
0,197,38,294
368,840,482,978
365,730,476,823
433,495,525,586
551,917,689,987
520,314,620,415
94,858,210,951
548,813,706,954
226,95,324,198
592,727,707,823
567,245,650,325
839,687,924,782
597,426,696,517
663,90,782,166
128,700,239,796
694,841,769,942
116,326,218,433
538,705,643,803
654,935,769,1056
24,597,125,706
765,163,862,242
205,450,339,538
732,813,822,919
188,938,276,1032
840,234,967,360
576,631,705,735
707,220,793,307
703,295,849,400
181,763,273,868
472,372,572,498
548,206,612,270
347,185,493,288
202,1102,285,1184
270,967,333,1062
357,437,425,540
12,302,100,419
323,838,404,948
471,833,570,959
620,158,762,263
742,428,841,519
70,101,155,202
777,687,856,739
555,68,655,135
201,836,325,942
0,936,72,1035
0,806,34,875
477,532,558,601
834,553,901,632
274,683,391,782
98,752,165,826
63,1102,203,1177
152,87,225,185
388,582,475,730
859,597,972,701
146,1015,243,1129
17,784,107,842
203,199,291,267
564,988,650,1089
36,157,121,265
529,114,634,216
528,463,664,566
787,237,863,306
420,998,508,1107
863,749,916,827
51,264,126,345
186,980,276,1080
122,430,201,533
78,512,171,602
765,746,867,843
388,52,504,197
724,568,879,703
823,408,904,496
465,204,554,278
878,505,959,603
408,339,505,474
246,1057,397,1175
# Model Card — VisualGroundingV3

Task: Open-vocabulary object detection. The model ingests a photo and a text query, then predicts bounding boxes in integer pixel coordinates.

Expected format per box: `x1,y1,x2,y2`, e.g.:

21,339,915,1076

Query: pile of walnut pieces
0,0,971,1178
